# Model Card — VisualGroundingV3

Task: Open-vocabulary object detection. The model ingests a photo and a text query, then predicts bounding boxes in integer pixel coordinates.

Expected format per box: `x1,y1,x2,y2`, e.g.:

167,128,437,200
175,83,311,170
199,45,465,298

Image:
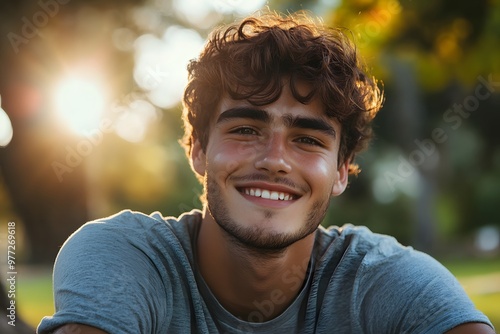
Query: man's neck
196,211,315,322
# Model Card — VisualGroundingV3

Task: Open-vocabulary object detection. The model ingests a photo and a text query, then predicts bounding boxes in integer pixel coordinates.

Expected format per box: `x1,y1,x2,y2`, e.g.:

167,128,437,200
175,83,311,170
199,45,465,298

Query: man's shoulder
43,210,204,334
315,224,463,295
313,223,442,278
74,209,202,240
59,209,203,265
316,223,409,257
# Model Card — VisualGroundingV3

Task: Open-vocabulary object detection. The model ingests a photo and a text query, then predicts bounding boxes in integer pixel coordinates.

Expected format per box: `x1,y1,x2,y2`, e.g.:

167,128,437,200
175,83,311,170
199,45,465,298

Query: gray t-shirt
38,210,493,334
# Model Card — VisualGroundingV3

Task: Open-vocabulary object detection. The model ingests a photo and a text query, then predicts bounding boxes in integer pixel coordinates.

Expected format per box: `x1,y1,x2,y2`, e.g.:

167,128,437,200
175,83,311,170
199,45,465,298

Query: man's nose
254,134,292,174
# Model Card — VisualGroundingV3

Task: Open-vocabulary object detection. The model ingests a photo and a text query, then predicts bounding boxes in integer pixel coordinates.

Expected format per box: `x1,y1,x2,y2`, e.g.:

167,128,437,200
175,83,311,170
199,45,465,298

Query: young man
38,12,494,334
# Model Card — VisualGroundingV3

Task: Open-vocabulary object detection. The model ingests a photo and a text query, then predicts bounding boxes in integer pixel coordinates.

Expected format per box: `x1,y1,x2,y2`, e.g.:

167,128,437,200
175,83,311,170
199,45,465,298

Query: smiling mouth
239,188,297,201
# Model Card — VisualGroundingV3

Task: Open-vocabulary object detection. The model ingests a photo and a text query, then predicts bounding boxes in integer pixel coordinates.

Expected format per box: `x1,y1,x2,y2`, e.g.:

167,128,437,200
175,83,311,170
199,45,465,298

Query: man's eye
231,127,257,135
296,137,322,146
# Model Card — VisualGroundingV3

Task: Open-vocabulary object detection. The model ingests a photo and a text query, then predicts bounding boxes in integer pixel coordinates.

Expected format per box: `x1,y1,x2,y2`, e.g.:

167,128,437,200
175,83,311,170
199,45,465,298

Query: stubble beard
205,176,330,255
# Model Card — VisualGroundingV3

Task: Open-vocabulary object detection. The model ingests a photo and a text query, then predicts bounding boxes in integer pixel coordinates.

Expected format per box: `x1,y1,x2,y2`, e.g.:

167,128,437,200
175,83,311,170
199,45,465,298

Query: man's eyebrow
284,114,337,139
216,107,336,138
216,107,270,124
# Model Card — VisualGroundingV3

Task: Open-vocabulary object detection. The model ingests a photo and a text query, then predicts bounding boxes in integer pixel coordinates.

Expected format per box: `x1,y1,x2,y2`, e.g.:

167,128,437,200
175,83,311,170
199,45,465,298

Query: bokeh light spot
0,97,14,147
475,225,500,252
134,26,204,109
115,99,157,143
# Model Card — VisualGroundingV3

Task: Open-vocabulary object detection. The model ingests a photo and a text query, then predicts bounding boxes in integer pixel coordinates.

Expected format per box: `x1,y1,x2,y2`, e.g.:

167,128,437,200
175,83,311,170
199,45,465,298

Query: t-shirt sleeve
354,239,494,334
37,219,169,334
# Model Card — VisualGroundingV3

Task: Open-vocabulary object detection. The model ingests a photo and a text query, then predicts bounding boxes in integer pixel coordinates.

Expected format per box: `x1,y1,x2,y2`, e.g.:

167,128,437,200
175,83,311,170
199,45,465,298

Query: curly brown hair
182,11,383,175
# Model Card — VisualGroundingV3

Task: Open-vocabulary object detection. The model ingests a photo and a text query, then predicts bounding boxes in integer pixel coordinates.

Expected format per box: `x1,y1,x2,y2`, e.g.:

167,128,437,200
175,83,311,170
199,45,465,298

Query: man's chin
215,217,314,252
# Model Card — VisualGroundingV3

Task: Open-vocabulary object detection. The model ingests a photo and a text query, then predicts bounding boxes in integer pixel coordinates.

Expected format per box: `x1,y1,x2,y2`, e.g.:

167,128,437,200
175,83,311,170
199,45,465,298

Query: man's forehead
215,92,337,124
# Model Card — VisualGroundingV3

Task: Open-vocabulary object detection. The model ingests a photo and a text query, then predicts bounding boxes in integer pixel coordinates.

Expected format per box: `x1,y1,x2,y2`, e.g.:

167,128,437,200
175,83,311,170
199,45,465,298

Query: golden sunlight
53,76,107,135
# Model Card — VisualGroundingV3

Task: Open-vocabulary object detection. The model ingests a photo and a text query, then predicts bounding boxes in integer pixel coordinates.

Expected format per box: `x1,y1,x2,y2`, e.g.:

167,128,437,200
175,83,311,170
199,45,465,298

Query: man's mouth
240,188,296,201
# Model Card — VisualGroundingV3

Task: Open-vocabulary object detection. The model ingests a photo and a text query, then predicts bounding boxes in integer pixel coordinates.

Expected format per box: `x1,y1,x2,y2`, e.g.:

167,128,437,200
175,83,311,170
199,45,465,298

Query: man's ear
191,139,206,177
331,160,349,197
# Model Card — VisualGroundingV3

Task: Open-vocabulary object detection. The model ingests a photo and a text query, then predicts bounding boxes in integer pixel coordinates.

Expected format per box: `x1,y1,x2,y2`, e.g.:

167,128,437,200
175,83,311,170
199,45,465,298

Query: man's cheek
210,150,242,180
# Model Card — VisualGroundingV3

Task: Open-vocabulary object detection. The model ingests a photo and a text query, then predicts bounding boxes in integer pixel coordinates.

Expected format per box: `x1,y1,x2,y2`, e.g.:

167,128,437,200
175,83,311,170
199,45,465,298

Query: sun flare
53,76,107,135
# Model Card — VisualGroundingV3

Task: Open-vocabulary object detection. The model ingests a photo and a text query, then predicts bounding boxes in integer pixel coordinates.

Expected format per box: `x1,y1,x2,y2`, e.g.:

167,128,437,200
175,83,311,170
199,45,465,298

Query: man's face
192,82,348,251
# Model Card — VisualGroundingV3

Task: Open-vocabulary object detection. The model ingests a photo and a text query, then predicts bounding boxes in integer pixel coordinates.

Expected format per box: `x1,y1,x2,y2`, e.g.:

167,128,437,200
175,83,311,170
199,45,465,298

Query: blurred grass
16,267,54,329
469,293,500,329
442,257,500,330
17,258,500,330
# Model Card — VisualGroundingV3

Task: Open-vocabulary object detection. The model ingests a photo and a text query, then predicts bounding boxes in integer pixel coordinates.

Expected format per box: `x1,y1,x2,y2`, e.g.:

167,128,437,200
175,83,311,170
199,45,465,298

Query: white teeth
243,188,294,201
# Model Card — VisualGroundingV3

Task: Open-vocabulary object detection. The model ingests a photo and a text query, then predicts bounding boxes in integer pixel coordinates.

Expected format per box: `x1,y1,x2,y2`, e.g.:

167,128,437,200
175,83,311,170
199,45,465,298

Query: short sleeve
37,219,169,334
354,242,494,334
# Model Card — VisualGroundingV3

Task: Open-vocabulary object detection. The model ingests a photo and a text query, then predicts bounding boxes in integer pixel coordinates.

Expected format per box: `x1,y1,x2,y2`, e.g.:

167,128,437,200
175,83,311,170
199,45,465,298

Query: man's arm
53,324,108,334
446,322,496,334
